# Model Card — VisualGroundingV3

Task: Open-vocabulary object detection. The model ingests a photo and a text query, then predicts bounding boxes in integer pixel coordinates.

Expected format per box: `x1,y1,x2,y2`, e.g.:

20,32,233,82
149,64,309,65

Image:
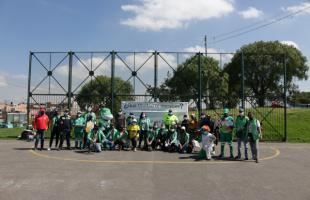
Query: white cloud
55,57,111,80
12,74,28,80
282,2,310,15
121,0,234,31
239,7,263,19
280,40,300,49
0,74,8,87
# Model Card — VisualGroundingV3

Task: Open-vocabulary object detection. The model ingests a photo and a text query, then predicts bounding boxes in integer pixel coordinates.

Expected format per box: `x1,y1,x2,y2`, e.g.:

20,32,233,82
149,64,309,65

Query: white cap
181,126,186,130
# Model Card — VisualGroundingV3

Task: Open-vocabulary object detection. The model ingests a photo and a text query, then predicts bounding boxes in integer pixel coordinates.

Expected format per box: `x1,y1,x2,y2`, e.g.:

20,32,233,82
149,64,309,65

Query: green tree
75,76,134,113
224,41,308,107
148,55,229,109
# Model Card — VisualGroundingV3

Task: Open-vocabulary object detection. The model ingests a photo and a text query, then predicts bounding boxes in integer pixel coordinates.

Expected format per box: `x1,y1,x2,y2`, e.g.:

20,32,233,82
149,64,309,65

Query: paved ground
0,140,310,200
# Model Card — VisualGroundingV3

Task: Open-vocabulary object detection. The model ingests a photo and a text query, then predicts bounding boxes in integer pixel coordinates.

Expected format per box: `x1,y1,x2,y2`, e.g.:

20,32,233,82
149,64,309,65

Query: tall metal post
284,53,288,142
27,52,33,125
67,51,73,111
241,51,245,109
198,53,202,117
111,51,116,114
154,51,158,102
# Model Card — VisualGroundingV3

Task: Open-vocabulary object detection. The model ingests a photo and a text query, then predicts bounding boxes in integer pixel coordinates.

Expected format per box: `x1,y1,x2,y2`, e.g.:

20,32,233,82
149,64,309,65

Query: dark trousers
49,127,59,148
139,130,147,148
131,138,137,149
34,129,45,150
59,129,71,149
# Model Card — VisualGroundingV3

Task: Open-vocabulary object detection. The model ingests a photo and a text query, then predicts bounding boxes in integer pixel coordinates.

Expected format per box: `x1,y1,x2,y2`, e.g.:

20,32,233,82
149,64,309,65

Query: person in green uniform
103,123,118,150
138,112,151,149
114,127,128,151
156,124,168,150
166,123,178,152
219,108,234,159
48,110,60,151
73,111,85,149
87,125,105,153
178,126,190,153
145,125,157,151
235,108,249,160
247,112,262,163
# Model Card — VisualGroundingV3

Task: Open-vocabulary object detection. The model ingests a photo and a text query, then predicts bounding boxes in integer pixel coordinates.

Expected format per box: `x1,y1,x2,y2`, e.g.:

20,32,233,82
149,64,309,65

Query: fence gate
27,51,287,141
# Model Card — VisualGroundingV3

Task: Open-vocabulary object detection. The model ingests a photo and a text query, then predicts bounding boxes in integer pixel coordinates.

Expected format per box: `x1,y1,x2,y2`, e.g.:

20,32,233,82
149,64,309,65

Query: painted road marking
29,147,280,165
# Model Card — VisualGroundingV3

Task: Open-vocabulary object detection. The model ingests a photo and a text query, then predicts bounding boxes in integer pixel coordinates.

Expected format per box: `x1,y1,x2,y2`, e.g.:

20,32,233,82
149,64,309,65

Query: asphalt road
0,140,309,200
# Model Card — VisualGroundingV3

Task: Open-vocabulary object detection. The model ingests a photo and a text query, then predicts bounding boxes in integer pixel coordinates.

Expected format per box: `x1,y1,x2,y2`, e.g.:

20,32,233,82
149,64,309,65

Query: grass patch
0,108,309,142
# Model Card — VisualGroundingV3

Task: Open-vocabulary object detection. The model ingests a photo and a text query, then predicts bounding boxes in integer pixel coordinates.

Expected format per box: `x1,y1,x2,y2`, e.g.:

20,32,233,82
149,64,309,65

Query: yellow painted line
260,147,280,161
29,147,280,165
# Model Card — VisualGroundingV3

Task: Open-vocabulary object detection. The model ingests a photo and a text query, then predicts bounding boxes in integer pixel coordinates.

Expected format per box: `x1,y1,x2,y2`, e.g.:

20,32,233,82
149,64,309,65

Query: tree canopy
75,75,134,113
224,41,308,106
148,55,229,109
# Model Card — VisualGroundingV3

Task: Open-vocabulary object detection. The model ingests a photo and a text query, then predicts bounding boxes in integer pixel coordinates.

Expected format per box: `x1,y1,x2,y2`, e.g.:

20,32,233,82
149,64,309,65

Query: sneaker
230,155,234,159
133,148,137,152
218,154,224,158
244,157,249,161
47,147,51,151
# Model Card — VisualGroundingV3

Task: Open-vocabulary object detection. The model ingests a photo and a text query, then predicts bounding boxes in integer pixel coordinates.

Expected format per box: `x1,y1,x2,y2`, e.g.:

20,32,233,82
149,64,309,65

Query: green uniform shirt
220,116,234,134
87,129,105,143
178,131,189,145
138,117,151,131
235,115,249,139
146,129,156,141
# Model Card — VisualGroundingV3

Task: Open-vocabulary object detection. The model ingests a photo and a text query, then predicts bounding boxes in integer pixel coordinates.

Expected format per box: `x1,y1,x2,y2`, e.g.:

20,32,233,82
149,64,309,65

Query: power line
210,4,310,44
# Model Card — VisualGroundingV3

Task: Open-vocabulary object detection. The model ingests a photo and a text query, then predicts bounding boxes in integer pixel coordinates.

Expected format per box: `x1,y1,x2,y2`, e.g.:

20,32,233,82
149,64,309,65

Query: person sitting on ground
198,125,216,160
127,118,140,152
113,127,128,151
166,123,178,152
87,125,105,153
178,126,190,153
103,123,118,150
155,124,168,150
145,125,157,151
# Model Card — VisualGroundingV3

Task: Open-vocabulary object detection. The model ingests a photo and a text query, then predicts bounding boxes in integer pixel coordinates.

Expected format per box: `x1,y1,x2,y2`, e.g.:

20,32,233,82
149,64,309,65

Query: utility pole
204,35,207,54
204,35,209,108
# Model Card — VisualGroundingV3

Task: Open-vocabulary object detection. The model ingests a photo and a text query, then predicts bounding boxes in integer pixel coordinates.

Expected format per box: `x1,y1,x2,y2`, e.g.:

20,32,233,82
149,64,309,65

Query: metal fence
27,51,287,141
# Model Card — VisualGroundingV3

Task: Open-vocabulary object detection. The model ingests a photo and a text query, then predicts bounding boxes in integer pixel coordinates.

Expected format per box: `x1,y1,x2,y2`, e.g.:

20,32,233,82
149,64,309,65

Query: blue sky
0,0,310,102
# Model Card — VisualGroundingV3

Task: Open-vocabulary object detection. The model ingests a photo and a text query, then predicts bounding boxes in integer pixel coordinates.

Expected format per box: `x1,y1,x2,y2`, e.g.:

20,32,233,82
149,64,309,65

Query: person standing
219,108,234,159
235,108,249,160
181,115,190,131
58,109,72,150
115,109,126,132
247,112,262,163
48,109,59,151
73,111,85,149
33,108,49,151
162,109,179,129
138,112,151,149
127,118,140,151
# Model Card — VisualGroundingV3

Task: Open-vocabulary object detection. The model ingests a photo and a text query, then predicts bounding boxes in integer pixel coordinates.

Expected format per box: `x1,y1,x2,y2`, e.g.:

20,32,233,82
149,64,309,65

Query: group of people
32,106,262,162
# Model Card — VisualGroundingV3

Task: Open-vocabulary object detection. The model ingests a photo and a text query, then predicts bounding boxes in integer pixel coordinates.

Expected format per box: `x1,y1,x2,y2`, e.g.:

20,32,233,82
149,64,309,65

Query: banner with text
121,101,188,125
